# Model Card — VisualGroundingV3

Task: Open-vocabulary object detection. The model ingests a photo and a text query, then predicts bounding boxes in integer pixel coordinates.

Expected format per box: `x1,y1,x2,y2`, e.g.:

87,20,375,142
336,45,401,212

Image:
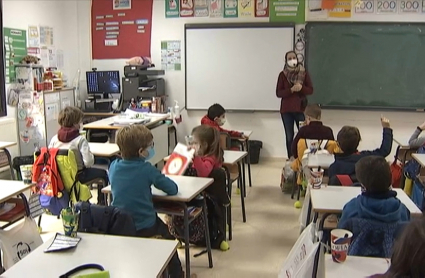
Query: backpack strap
337,175,353,186
60,264,106,278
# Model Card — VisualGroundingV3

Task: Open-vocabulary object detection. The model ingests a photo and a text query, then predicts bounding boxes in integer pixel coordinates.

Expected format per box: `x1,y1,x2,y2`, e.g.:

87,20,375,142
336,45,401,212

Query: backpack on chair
32,148,71,216
301,139,334,181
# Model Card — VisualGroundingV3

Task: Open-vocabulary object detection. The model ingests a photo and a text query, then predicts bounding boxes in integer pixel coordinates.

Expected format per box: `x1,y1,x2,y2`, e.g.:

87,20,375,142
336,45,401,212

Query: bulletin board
91,0,153,59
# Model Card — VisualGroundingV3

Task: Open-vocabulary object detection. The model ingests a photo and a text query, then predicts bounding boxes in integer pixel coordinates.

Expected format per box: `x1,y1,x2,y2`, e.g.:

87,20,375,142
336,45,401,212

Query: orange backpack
32,148,64,196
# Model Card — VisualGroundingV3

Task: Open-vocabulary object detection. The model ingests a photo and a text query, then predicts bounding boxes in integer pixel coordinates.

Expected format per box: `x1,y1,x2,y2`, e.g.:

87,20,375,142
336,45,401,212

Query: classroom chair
75,201,136,236
12,156,44,230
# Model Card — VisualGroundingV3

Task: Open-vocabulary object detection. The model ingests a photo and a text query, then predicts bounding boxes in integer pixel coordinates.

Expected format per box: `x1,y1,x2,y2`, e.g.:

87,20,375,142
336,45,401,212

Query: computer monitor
86,71,120,97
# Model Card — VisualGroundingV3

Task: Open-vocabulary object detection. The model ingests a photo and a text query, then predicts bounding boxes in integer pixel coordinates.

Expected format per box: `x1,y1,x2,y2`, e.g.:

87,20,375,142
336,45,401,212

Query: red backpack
32,148,64,196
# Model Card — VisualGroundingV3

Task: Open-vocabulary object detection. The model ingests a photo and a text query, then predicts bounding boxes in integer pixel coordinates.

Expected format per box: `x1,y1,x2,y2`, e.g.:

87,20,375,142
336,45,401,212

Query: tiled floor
38,159,300,278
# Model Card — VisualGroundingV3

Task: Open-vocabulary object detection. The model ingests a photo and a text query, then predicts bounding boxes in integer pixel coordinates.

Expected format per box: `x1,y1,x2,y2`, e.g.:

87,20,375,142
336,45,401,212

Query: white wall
75,0,425,159
2,0,81,158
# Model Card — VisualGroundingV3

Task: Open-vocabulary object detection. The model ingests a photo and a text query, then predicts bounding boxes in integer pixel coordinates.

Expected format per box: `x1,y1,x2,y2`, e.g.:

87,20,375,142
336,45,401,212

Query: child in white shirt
49,106,108,204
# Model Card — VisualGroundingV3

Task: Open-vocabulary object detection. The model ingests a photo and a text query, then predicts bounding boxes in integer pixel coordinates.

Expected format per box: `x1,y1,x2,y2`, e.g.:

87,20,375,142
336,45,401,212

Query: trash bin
248,140,263,164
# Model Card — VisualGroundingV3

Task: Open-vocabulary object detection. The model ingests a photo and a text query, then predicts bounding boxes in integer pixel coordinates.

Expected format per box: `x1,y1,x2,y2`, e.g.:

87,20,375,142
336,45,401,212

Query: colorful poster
238,0,254,17
180,0,194,17
376,0,397,13
194,0,209,16
399,0,421,13
113,0,131,10
354,0,374,13
224,0,238,17
4,28,27,84
328,0,351,17
255,0,269,17
161,40,181,71
210,0,224,17
269,0,305,23
166,0,180,17
28,26,39,47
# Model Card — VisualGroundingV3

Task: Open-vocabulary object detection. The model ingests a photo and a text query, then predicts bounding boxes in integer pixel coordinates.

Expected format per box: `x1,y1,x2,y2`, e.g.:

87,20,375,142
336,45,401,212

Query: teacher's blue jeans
281,112,305,158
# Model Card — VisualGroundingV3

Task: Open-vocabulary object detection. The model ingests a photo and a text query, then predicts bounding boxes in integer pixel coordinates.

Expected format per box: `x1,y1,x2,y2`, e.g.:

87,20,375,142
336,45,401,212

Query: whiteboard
185,24,295,111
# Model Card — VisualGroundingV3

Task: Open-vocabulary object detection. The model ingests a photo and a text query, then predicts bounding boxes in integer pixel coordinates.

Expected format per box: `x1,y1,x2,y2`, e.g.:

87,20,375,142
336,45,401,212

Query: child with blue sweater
338,156,410,229
109,125,183,278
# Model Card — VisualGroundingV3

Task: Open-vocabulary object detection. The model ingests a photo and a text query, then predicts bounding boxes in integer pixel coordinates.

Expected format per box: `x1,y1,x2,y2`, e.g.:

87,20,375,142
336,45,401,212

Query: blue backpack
404,145,425,180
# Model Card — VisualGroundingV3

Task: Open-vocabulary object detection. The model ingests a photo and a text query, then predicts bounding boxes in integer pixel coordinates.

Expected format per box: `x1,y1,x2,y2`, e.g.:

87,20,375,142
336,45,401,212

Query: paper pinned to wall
28,25,40,47
56,49,64,69
48,48,57,68
161,40,181,71
45,103,58,121
39,47,49,67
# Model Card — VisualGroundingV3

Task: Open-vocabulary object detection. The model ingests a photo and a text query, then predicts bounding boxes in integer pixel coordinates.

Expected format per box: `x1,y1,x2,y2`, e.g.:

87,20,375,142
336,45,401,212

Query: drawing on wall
113,0,131,10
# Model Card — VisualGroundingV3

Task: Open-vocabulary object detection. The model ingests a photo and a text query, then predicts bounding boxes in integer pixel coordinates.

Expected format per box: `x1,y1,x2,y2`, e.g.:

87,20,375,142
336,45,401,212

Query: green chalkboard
305,22,425,110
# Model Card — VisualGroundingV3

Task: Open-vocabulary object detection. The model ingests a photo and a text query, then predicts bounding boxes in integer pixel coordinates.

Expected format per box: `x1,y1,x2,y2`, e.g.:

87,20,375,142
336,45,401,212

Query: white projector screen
185,23,295,111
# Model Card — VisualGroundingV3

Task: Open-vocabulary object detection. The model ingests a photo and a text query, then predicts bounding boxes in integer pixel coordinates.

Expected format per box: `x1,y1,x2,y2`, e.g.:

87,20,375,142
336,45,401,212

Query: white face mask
219,118,226,126
287,59,298,68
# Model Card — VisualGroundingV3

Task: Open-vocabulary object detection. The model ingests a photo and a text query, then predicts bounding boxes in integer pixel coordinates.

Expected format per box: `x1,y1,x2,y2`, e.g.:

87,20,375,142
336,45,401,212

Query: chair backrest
75,201,137,237
219,132,231,150
345,218,398,258
329,174,359,186
55,149,92,203
0,217,43,269
206,168,230,206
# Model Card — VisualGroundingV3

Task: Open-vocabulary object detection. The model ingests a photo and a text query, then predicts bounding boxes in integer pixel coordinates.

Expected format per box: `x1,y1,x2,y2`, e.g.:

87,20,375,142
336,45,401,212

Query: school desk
83,115,169,165
163,150,248,224
325,254,390,278
305,186,422,228
88,142,120,157
0,141,17,180
0,180,32,229
101,175,214,278
1,233,178,278
232,130,253,189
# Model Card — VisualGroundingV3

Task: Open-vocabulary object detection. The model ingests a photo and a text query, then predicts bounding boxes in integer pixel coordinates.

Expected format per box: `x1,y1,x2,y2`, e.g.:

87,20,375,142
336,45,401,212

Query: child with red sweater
201,103,248,140
190,125,224,177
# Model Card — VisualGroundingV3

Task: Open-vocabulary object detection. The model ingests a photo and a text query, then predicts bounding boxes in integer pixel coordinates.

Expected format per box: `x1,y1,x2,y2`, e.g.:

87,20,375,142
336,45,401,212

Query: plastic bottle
174,101,182,123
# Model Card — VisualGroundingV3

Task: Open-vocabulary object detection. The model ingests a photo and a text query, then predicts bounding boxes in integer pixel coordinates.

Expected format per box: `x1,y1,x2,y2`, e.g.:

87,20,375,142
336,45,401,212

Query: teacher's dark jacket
276,71,314,113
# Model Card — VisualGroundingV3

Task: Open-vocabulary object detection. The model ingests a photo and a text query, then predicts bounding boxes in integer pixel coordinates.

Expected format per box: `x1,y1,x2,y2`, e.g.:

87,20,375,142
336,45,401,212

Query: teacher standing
276,50,314,158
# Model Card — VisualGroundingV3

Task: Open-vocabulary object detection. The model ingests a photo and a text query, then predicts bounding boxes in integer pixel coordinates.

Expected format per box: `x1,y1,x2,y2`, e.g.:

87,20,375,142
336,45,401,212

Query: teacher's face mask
287,59,298,68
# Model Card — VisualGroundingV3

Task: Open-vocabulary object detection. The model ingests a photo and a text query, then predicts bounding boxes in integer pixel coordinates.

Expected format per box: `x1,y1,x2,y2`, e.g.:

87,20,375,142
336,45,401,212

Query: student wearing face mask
109,125,185,278
49,106,108,205
201,103,249,140
276,50,314,158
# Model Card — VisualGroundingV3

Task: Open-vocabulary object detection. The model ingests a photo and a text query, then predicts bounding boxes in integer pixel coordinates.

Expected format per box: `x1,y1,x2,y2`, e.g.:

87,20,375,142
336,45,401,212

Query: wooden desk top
310,186,422,216
0,141,17,149
0,180,32,203
325,254,389,278
102,175,214,203
88,143,120,157
2,233,178,278
83,115,169,130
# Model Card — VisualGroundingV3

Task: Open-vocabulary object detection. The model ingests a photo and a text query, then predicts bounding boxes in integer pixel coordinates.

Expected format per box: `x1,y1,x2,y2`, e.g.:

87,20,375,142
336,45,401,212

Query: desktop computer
85,70,120,112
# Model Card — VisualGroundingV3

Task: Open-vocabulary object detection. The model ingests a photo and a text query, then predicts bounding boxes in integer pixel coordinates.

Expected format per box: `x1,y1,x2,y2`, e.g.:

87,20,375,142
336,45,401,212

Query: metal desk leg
183,204,190,278
305,197,313,229
4,148,16,180
238,162,247,222
202,198,213,268
245,141,252,187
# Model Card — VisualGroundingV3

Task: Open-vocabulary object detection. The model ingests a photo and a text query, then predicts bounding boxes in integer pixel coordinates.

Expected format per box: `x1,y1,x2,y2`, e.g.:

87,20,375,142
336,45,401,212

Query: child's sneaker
220,240,230,251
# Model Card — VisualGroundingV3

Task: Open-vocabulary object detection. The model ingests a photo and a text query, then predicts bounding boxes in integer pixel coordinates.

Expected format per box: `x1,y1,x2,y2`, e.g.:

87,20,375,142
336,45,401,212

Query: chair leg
38,214,42,227
291,171,298,199
297,185,301,201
